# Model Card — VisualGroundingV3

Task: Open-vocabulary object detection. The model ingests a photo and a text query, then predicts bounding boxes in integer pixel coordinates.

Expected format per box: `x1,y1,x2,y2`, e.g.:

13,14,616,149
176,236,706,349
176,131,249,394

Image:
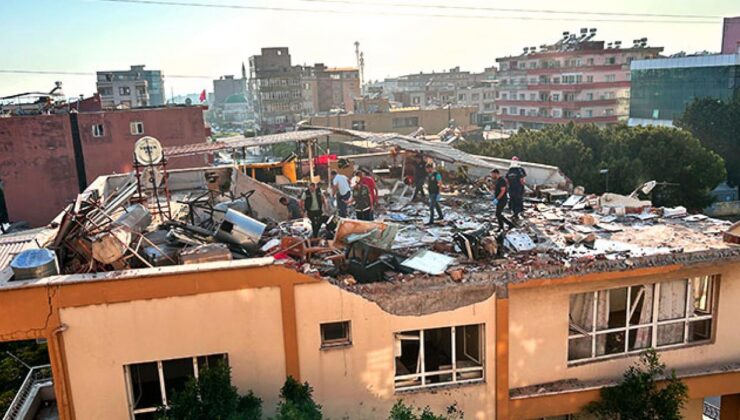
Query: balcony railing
3,365,52,420
703,401,720,420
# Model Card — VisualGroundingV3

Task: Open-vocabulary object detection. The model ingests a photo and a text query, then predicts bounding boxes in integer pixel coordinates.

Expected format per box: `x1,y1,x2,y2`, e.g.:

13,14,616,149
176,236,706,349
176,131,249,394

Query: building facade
249,48,308,133
722,16,740,54
249,48,361,132
1,193,739,420
308,106,478,134
628,53,740,126
213,75,248,107
303,64,361,114
0,106,208,226
96,65,165,108
495,29,662,129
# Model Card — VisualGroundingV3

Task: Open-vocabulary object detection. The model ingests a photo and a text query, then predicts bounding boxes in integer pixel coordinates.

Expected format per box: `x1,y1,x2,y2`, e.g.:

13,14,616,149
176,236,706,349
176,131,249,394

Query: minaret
241,62,246,79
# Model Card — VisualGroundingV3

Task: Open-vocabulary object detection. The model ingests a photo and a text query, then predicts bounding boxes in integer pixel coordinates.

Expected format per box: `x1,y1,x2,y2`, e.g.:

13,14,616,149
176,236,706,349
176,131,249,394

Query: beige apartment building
1,159,740,419
308,106,478,134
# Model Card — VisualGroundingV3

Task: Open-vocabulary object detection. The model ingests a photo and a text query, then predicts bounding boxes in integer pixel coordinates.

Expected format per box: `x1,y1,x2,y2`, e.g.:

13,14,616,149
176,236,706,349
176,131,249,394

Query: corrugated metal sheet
164,126,495,169
164,130,333,158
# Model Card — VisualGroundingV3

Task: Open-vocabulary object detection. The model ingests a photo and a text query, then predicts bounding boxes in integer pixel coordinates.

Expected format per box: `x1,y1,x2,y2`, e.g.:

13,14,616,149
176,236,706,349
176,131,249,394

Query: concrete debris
663,206,688,218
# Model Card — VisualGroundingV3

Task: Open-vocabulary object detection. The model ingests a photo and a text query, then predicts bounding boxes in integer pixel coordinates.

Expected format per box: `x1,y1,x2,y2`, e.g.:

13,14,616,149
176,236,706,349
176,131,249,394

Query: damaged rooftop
1,127,739,315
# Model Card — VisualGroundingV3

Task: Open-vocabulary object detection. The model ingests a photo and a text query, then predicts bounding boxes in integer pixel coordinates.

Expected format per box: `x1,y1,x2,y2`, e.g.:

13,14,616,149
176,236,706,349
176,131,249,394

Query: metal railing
703,400,720,420
3,365,52,420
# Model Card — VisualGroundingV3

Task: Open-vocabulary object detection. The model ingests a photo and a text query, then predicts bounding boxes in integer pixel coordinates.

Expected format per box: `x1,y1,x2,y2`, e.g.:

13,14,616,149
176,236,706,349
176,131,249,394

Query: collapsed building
0,127,739,420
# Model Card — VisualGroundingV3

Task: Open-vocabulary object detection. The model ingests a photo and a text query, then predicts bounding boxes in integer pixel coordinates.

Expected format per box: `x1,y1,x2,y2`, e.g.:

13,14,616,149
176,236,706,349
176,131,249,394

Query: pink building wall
722,17,740,54
0,107,209,226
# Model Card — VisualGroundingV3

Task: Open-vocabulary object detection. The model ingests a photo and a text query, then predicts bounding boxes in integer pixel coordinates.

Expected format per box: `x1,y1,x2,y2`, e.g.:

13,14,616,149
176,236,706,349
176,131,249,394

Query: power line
91,0,722,24
297,0,723,20
0,69,213,79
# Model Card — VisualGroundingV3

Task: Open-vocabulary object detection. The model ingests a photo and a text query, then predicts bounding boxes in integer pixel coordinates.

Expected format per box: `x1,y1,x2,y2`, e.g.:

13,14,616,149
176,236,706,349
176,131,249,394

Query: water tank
10,249,59,281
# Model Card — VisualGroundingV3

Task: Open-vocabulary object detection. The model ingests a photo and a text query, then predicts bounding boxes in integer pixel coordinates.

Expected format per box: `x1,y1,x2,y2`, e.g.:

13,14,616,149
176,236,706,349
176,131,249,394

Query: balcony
498,81,630,91
496,98,626,109
3,365,56,420
497,113,621,124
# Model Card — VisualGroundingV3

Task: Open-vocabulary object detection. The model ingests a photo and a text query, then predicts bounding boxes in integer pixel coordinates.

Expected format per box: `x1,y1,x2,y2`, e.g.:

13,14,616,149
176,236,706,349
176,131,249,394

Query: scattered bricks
448,268,465,282
580,214,597,226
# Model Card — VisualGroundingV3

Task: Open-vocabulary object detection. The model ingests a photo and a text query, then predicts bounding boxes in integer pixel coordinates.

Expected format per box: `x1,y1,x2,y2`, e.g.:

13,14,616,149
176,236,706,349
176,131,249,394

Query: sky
1,0,738,99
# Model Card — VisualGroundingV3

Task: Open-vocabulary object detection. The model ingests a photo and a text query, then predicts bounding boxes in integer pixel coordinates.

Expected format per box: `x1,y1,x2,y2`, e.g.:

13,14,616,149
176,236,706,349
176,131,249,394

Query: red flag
199,89,206,102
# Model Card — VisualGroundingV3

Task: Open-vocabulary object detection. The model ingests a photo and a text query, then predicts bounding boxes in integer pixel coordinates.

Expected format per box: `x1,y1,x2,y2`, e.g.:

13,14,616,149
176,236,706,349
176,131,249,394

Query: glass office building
629,54,740,126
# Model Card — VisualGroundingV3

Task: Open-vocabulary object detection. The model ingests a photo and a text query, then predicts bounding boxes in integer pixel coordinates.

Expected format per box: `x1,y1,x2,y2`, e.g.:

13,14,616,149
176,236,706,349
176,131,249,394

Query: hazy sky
1,0,738,98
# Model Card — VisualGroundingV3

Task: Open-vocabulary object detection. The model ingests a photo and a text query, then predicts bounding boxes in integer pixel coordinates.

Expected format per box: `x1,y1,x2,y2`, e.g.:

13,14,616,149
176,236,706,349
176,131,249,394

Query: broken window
320,321,351,348
92,124,105,137
394,324,484,391
568,275,717,363
126,353,228,419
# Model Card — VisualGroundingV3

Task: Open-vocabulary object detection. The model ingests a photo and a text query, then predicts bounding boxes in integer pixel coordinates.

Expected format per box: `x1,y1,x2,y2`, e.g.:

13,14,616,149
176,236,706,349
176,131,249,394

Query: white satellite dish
134,136,163,165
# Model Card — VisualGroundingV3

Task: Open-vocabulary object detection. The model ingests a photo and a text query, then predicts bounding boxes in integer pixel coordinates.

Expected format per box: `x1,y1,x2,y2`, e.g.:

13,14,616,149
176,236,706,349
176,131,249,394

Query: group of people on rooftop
278,153,527,238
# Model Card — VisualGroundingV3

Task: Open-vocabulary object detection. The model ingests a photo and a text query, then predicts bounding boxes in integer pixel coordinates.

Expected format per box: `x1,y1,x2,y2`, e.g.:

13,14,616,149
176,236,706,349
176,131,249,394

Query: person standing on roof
279,196,303,220
505,156,527,221
331,170,352,218
426,163,444,225
411,153,427,202
301,183,327,238
490,169,515,231
355,170,378,220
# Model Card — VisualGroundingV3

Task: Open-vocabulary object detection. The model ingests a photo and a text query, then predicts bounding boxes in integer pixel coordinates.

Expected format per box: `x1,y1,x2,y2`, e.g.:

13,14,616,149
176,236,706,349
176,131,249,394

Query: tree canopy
584,349,688,420
156,362,262,420
275,376,323,420
676,94,740,187
457,123,726,209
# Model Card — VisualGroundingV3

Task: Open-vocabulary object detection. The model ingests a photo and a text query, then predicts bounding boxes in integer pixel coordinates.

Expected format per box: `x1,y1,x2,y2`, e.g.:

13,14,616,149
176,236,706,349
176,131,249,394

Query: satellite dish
134,136,163,165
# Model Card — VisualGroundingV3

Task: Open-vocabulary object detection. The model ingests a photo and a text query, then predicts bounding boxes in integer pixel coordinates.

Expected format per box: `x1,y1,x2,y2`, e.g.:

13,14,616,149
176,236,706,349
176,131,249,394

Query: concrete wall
509,263,740,389
293,281,498,419
0,107,208,226
59,287,286,420
722,17,740,54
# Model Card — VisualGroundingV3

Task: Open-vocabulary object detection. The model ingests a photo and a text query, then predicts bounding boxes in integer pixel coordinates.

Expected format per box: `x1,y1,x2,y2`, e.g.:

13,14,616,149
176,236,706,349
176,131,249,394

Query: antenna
355,41,365,95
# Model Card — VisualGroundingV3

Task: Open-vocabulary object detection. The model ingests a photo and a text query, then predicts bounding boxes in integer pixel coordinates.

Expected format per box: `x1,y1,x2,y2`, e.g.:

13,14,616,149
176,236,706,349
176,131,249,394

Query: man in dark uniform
490,169,515,231
301,183,327,238
505,156,527,221
426,163,444,225
411,153,427,202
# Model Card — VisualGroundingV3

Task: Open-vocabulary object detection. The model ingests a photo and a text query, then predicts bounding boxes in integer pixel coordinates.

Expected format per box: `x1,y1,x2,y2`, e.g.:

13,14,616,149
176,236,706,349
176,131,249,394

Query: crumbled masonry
1,160,738,318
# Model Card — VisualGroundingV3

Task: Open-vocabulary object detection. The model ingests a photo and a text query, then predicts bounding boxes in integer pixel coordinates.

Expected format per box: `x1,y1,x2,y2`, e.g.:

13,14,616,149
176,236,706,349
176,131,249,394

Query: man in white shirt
331,170,352,218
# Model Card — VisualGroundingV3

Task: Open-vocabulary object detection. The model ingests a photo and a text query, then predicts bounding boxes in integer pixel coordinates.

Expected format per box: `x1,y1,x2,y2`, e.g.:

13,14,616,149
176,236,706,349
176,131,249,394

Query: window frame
130,121,144,135
125,353,228,418
567,275,719,365
320,321,352,349
92,124,105,137
394,324,485,392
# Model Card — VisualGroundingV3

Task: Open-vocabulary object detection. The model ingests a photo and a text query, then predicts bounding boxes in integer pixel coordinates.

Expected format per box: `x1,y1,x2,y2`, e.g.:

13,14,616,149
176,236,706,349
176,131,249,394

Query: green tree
275,376,323,420
457,124,725,209
156,362,262,420
388,400,464,420
676,94,740,187
584,349,688,420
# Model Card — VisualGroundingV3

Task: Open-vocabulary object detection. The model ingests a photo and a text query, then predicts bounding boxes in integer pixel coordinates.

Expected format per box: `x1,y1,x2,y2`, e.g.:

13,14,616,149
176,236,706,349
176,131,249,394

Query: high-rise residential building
96,65,165,108
249,48,362,133
628,54,740,126
303,64,361,113
494,29,662,129
249,48,305,132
